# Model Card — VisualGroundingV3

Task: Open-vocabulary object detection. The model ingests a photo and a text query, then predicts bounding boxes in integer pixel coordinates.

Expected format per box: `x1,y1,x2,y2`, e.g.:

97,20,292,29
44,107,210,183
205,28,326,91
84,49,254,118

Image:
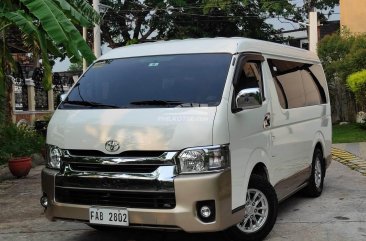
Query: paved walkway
332,142,366,176
1,160,366,241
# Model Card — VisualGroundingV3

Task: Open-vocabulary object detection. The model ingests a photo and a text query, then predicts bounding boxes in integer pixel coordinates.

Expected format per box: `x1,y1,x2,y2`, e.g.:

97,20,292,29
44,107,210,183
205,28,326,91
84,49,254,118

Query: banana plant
0,0,100,91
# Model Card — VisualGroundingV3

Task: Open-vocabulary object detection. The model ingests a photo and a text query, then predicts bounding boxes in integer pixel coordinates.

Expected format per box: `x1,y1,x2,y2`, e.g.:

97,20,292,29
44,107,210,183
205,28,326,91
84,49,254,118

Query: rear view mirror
235,87,262,111
60,93,67,102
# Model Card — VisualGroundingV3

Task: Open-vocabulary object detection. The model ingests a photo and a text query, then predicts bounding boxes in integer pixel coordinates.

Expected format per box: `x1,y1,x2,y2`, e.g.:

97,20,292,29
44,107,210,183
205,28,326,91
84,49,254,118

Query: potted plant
7,155,32,178
0,124,45,178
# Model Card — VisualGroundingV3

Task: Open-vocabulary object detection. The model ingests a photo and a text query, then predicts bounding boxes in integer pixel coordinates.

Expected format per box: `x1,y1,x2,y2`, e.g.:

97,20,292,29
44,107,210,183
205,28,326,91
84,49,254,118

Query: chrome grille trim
62,150,178,166
55,150,178,209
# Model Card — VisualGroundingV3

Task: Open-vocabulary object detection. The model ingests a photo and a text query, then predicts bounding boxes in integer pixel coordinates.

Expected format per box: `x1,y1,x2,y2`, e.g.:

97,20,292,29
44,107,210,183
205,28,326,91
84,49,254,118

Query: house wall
340,0,366,33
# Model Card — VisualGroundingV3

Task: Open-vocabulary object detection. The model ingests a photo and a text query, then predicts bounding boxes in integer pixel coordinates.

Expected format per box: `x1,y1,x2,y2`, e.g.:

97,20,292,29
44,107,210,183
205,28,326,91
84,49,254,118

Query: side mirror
60,93,67,102
235,87,262,111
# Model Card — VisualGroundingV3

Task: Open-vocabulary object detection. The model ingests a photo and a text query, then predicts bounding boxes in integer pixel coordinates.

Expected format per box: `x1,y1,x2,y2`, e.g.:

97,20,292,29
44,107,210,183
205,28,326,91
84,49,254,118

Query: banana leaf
53,0,100,26
1,0,98,90
20,0,96,64
52,0,94,27
1,10,53,89
69,0,101,23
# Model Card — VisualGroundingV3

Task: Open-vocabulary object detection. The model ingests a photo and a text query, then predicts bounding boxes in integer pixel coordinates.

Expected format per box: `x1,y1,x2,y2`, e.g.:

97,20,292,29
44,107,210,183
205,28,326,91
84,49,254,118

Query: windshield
59,53,232,109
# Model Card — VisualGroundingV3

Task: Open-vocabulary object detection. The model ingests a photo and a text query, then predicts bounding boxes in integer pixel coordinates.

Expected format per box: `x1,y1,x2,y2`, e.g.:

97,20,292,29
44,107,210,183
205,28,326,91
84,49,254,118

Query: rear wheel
303,148,324,197
225,175,278,241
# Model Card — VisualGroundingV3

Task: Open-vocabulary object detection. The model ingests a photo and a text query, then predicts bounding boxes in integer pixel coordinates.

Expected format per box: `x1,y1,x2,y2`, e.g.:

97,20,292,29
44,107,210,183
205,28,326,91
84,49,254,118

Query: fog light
200,206,211,218
196,200,216,223
40,195,48,208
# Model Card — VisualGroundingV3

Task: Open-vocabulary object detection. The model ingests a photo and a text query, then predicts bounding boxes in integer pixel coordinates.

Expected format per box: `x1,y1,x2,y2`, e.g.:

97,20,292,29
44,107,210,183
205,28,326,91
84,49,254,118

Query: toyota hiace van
41,38,331,241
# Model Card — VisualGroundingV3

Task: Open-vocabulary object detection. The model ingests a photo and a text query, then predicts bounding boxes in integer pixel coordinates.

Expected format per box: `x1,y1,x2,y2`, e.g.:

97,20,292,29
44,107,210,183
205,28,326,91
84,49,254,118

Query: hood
47,107,216,153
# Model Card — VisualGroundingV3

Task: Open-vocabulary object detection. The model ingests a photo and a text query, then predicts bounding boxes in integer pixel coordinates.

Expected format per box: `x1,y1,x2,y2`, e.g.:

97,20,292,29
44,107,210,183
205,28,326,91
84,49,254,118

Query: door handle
263,113,271,129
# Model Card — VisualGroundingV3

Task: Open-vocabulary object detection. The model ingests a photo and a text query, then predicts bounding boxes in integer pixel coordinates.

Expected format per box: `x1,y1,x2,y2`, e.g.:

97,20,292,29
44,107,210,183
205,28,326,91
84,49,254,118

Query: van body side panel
270,109,331,201
263,56,332,199
227,104,272,211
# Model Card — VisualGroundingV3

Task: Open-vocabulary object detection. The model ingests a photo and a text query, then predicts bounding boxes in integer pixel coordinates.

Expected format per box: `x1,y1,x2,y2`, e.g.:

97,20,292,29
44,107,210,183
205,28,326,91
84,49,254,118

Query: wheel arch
311,133,327,176
312,132,326,160
251,162,270,181
241,149,272,202
231,147,272,212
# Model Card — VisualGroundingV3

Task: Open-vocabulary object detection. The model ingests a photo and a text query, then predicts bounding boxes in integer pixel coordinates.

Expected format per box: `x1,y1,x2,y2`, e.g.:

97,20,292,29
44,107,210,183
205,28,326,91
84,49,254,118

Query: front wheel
225,175,278,241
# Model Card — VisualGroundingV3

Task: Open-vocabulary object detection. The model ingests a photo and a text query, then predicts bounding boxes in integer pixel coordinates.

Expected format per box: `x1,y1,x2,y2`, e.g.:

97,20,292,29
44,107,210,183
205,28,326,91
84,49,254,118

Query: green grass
333,123,366,143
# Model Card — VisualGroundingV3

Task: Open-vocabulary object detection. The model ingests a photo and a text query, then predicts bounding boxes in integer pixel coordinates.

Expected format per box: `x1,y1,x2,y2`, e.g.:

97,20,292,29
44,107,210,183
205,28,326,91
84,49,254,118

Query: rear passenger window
301,70,321,106
268,59,326,109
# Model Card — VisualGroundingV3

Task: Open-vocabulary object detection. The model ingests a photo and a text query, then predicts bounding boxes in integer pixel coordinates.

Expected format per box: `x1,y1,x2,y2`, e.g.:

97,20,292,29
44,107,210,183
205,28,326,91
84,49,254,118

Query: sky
53,2,340,72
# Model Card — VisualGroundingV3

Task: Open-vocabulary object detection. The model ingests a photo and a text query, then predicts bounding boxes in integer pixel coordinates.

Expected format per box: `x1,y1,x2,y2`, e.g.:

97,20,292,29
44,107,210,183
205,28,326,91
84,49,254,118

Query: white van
41,38,332,241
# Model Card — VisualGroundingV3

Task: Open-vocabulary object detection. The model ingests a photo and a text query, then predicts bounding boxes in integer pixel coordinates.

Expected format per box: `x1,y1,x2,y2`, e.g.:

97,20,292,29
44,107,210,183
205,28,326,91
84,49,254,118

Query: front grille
57,150,177,210
55,175,174,191
69,163,161,173
55,187,176,209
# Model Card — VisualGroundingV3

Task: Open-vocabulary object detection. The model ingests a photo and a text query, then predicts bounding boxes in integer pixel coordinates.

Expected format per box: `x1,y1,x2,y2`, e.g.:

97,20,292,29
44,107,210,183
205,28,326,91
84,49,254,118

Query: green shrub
347,70,366,110
0,124,45,165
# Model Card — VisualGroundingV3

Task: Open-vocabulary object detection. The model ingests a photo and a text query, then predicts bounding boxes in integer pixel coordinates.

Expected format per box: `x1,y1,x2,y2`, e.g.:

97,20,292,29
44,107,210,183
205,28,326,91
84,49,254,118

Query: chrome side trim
278,182,309,203
274,165,311,202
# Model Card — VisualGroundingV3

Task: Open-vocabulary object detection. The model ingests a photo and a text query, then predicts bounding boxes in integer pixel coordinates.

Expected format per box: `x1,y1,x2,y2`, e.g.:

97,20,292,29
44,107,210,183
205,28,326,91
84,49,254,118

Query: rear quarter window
268,59,327,109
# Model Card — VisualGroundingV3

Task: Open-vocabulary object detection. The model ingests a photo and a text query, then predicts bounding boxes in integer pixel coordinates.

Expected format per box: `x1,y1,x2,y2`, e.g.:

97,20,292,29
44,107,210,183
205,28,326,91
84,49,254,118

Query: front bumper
42,168,244,232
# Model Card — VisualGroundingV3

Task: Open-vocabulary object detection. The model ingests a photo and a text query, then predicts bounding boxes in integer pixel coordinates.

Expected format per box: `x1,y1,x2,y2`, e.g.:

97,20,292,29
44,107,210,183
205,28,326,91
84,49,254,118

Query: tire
225,175,278,241
303,148,325,197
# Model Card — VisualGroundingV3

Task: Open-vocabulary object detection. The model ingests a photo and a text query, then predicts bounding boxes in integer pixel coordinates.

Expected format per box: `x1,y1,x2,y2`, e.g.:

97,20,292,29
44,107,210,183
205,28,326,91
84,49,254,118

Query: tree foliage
0,0,99,124
98,0,339,48
163,0,292,41
347,70,366,111
0,0,99,90
318,30,366,121
318,30,366,85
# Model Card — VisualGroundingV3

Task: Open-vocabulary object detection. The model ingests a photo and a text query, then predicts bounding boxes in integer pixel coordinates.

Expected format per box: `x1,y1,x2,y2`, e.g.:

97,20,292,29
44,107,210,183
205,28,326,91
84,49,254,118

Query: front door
228,54,272,211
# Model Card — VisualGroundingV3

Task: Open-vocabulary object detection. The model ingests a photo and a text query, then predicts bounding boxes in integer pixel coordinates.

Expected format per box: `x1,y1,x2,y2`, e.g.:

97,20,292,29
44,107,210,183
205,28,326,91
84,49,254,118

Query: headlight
177,145,230,174
47,145,62,169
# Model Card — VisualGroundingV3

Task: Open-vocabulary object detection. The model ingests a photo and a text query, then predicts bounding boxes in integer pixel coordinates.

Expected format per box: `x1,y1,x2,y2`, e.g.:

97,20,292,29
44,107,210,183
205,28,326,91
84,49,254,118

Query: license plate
89,207,129,226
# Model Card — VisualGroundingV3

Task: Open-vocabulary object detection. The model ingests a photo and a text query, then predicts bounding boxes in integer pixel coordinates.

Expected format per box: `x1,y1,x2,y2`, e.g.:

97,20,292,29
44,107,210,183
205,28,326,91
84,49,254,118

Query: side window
279,69,305,109
235,62,263,98
269,59,326,109
301,70,321,106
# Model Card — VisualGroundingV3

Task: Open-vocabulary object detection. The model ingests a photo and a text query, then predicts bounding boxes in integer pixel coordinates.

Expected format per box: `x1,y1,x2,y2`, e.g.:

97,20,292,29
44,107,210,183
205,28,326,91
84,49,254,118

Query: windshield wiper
129,100,184,106
62,100,119,108
130,100,205,107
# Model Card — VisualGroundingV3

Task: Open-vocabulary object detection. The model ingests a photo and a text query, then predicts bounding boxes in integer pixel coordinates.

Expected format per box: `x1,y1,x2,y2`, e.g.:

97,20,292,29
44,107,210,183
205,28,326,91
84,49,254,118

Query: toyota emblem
105,140,120,152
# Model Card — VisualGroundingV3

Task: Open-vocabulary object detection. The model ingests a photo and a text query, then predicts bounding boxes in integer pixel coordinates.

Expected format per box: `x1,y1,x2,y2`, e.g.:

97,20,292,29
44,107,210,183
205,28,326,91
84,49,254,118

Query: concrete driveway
0,161,365,241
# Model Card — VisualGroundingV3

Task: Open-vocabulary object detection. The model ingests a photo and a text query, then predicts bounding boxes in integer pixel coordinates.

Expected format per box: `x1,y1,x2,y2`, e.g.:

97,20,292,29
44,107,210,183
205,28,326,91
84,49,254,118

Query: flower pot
8,156,32,178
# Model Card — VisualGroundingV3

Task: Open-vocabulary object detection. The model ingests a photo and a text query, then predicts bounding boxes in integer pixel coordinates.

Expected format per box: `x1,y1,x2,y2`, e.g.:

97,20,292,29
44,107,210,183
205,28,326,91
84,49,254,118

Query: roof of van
99,38,320,62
